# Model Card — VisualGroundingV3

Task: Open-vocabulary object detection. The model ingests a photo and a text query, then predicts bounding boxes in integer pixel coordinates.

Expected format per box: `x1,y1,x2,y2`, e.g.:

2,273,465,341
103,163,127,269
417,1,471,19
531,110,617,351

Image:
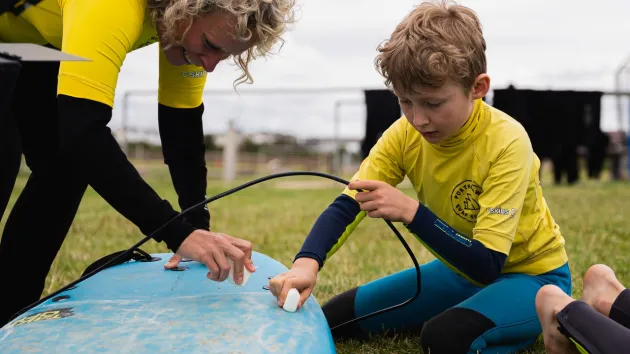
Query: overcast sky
112,0,630,142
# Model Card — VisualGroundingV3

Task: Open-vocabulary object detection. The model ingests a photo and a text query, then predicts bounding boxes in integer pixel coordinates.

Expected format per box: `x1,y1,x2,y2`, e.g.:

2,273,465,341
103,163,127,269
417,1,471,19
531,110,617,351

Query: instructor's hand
164,230,256,285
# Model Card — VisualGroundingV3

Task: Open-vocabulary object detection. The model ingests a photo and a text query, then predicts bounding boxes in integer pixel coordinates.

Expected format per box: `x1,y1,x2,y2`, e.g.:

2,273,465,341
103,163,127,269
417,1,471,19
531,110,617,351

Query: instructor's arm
157,43,211,232
56,0,253,283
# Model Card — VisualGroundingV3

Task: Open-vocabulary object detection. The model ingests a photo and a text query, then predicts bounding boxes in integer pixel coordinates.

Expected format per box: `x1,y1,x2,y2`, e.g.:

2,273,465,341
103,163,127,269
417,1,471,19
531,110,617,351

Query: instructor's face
163,10,256,72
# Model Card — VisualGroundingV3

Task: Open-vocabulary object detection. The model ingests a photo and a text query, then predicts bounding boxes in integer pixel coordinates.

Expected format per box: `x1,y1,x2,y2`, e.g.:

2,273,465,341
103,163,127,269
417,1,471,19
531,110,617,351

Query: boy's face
395,74,490,144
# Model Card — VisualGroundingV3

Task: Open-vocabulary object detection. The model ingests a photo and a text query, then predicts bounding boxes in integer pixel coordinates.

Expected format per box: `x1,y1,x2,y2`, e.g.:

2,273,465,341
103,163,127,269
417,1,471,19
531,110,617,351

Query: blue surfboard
0,251,337,353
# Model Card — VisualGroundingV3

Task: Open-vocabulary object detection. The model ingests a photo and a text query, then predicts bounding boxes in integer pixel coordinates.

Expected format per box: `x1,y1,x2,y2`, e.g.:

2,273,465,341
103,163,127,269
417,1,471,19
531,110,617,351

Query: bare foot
582,264,626,317
535,284,579,354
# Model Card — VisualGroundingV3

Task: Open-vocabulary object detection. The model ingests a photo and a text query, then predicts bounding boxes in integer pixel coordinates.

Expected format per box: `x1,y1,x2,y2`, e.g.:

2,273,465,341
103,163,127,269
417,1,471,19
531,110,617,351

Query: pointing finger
164,253,182,269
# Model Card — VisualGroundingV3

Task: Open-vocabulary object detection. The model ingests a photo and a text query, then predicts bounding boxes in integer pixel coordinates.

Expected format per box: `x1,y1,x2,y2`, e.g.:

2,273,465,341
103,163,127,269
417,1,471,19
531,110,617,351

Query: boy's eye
399,99,412,105
425,101,442,108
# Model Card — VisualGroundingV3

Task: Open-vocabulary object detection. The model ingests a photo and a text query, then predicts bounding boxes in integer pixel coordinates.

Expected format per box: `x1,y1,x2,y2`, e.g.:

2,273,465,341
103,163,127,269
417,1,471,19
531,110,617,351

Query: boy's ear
471,73,490,100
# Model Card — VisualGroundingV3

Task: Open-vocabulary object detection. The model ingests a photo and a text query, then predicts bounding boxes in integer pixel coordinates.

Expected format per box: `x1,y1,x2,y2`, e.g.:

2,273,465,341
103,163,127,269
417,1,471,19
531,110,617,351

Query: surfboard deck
0,251,337,353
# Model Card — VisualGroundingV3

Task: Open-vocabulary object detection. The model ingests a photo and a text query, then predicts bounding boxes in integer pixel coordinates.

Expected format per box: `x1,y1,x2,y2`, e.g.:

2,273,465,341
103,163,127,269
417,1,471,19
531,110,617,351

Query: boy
269,0,571,353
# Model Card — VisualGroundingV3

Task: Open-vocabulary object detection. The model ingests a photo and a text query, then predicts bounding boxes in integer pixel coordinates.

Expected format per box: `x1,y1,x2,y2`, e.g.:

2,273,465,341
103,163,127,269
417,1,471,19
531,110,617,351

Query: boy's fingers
359,200,379,212
355,191,375,203
297,289,312,310
278,278,294,306
269,274,287,297
349,180,381,191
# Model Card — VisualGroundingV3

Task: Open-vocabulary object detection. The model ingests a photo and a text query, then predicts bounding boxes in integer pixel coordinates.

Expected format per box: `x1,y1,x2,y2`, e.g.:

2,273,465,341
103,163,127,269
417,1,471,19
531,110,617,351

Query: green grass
2,161,630,353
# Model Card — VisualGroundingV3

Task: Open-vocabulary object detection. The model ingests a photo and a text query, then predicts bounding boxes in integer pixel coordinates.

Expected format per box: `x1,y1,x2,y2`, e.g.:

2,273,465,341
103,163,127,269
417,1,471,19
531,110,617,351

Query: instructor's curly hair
148,0,298,86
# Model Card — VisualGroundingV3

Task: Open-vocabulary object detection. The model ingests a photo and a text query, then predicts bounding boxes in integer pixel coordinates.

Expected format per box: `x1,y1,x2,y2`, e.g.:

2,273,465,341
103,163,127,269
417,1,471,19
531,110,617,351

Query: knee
420,307,496,353
535,284,561,314
322,287,366,341
23,148,58,173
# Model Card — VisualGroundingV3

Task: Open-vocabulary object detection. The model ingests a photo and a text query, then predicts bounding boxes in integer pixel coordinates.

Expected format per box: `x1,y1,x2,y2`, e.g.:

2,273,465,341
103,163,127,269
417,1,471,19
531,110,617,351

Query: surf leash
8,171,421,330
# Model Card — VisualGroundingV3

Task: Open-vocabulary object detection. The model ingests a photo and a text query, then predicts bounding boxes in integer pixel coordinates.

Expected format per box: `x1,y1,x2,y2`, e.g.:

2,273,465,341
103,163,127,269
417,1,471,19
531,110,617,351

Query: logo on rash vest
135,35,160,50
487,206,518,219
181,70,206,78
9,307,74,327
450,180,482,223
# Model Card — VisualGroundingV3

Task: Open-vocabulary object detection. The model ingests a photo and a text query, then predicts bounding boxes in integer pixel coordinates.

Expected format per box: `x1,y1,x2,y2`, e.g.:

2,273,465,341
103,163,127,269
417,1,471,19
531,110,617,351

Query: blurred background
110,0,630,185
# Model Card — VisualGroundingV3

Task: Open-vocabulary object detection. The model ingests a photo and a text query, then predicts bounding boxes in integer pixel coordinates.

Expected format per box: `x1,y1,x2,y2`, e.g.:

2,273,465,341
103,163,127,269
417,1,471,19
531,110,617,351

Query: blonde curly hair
375,0,486,95
148,0,298,86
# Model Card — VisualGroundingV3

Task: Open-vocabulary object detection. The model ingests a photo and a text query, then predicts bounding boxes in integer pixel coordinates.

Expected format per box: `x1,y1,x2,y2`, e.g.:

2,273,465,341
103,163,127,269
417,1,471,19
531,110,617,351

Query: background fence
115,88,371,182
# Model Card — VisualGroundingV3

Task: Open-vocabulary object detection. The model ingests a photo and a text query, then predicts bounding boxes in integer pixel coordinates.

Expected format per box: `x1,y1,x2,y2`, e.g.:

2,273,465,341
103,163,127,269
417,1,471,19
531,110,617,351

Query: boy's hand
269,258,319,310
349,179,419,224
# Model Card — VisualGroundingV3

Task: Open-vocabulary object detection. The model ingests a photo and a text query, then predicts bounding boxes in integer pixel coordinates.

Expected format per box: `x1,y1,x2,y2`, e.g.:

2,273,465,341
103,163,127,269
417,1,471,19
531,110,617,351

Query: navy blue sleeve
404,203,507,286
294,194,362,269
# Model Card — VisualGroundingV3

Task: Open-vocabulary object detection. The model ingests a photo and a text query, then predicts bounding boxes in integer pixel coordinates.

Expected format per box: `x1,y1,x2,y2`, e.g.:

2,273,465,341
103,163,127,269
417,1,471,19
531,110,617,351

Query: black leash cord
8,171,421,329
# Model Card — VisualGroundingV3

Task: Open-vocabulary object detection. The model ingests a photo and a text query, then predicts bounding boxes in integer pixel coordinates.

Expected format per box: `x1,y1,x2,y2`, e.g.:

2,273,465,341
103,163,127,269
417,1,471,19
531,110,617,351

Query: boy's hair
375,0,486,94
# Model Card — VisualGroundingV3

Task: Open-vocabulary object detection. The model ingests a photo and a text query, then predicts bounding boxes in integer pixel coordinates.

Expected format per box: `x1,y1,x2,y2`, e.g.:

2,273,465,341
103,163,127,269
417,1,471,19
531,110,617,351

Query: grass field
2,160,630,353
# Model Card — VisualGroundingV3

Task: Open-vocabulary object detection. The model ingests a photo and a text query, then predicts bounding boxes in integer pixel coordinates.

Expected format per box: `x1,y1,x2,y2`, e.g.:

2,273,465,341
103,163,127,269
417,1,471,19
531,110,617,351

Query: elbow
57,95,112,151
468,248,507,286
473,268,501,286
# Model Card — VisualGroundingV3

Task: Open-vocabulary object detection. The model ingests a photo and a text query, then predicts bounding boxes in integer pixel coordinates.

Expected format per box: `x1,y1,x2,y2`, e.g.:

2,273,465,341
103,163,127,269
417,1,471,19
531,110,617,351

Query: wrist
293,257,319,274
159,216,197,253
403,197,420,224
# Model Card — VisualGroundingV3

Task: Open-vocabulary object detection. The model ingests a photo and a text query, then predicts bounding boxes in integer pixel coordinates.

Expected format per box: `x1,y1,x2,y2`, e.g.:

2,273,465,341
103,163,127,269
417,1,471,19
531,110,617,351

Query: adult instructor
0,0,297,326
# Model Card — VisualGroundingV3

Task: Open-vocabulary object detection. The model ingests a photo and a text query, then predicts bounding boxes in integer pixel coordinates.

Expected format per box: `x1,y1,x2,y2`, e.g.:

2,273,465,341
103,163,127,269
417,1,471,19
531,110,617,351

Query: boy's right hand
269,257,319,310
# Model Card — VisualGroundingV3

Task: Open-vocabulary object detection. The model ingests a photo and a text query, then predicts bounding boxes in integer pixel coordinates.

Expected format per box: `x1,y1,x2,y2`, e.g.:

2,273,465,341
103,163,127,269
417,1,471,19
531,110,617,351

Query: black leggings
557,289,630,354
0,56,22,221
0,60,87,327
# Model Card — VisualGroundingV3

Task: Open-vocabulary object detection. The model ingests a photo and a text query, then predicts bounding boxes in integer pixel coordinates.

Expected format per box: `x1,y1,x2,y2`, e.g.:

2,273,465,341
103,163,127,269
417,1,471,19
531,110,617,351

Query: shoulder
382,116,424,153
485,102,529,139
59,0,146,24
482,102,532,154
156,45,207,109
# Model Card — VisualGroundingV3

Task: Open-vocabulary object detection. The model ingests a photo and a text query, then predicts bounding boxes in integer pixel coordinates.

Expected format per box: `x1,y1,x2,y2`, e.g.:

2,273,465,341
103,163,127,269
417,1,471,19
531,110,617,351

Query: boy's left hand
349,179,419,224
